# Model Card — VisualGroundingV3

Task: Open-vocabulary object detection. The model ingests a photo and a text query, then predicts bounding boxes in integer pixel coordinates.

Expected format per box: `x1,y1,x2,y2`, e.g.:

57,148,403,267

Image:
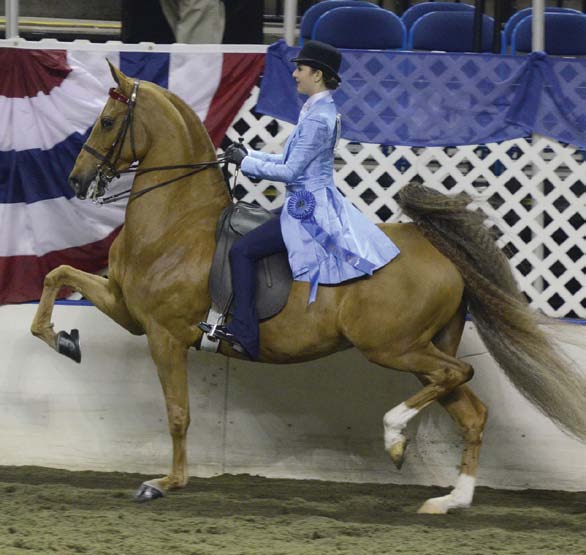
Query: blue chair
409,11,495,52
299,0,380,45
312,7,406,50
511,13,586,55
501,7,581,53
401,1,475,33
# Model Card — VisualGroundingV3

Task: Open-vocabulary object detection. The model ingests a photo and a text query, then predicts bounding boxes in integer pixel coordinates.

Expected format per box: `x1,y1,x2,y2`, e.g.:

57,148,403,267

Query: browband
109,87,129,104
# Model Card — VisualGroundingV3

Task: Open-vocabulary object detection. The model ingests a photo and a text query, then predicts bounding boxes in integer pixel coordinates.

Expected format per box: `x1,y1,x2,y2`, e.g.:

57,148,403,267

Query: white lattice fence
224,87,585,319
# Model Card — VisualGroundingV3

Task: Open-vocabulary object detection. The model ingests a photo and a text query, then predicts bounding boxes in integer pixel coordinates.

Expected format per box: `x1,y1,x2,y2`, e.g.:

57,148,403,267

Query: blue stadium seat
501,7,581,53
299,0,380,45
409,11,494,52
312,6,406,50
401,1,474,33
511,12,586,55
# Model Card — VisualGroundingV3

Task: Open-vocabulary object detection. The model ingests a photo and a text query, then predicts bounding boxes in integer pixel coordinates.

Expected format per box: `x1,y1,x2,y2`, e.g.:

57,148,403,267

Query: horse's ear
107,59,133,96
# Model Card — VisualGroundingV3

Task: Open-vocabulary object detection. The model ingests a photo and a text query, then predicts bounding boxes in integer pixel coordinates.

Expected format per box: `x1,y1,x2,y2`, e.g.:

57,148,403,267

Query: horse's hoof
56,329,81,363
388,437,408,470
134,482,164,503
417,499,447,514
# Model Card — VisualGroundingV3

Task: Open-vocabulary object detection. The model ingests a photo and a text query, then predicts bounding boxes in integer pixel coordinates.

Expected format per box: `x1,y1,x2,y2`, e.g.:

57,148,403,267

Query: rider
199,40,400,360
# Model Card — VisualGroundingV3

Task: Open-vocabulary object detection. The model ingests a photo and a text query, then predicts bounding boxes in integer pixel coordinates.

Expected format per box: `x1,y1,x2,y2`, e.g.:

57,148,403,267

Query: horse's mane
142,82,218,161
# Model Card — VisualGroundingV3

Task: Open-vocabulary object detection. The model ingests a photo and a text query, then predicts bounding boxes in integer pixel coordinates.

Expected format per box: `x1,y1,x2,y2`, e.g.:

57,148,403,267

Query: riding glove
224,143,248,167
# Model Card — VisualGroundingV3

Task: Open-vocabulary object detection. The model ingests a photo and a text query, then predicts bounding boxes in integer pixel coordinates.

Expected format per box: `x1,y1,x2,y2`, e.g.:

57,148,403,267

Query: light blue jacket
241,93,399,298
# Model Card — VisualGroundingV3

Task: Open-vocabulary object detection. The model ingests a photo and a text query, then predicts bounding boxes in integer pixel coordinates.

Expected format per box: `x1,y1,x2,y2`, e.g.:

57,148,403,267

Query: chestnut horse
31,64,586,513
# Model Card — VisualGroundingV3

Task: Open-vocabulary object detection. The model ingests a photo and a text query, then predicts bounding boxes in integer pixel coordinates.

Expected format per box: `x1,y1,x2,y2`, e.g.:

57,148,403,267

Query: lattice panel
223,87,585,319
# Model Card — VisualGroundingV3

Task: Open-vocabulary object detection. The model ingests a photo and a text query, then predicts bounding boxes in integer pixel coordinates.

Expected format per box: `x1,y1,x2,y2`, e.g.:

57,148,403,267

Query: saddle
209,202,292,321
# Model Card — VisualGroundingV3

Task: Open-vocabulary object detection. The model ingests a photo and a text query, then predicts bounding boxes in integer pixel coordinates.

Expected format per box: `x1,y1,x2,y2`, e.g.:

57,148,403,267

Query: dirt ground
0,466,584,555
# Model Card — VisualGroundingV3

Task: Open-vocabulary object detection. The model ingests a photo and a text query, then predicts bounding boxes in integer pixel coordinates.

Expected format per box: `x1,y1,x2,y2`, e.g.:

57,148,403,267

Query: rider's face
293,64,321,96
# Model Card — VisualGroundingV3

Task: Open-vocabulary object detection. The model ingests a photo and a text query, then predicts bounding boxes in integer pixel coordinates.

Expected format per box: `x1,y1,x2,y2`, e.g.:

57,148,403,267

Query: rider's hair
324,73,340,90
309,67,340,91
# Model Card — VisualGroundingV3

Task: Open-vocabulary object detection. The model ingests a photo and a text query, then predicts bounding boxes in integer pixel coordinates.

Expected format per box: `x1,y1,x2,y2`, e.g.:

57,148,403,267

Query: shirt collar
298,90,332,122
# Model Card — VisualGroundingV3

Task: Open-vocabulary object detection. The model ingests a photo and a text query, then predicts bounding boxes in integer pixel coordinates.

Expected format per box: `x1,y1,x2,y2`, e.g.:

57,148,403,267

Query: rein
98,159,227,204
82,80,231,204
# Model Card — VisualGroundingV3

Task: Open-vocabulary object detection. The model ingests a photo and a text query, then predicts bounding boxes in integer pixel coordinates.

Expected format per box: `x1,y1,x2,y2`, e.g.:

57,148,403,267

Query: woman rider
199,40,400,360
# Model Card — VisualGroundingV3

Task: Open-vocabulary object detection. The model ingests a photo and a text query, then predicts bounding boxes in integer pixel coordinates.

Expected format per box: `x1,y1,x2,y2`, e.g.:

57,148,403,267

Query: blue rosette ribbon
286,190,376,304
287,189,316,220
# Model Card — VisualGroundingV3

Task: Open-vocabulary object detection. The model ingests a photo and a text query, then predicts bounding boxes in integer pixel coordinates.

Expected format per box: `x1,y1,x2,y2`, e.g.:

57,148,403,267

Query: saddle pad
210,202,292,320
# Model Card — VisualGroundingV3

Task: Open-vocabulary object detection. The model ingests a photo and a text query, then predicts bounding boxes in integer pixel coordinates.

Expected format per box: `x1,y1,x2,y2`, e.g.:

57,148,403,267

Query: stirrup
197,321,218,338
197,321,236,344
197,322,249,357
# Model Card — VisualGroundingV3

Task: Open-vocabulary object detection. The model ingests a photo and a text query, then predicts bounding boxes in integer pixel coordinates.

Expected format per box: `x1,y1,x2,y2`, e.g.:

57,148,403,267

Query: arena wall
1,304,584,492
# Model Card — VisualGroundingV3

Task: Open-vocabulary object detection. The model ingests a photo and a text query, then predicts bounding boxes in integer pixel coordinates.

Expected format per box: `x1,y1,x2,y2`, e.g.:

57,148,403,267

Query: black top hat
290,40,342,82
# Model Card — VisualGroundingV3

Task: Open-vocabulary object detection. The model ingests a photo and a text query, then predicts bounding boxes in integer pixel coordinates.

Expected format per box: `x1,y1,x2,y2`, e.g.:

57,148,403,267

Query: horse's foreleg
31,265,141,361
135,329,190,502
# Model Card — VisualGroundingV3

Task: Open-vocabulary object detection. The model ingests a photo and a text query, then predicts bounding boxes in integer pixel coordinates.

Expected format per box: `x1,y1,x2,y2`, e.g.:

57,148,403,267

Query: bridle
82,81,140,200
81,79,228,204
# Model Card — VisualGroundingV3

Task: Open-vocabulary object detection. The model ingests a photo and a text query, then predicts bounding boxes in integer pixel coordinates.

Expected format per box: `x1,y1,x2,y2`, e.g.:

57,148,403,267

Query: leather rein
82,80,227,205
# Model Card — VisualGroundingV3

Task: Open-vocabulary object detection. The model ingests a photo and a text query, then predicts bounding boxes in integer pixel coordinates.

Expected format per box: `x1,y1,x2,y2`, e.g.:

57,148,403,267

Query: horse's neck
120,87,231,259
124,130,229,240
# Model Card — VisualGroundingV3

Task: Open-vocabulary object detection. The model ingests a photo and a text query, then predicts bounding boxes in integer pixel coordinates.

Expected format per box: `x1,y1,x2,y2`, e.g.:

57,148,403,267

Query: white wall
1,304,584,491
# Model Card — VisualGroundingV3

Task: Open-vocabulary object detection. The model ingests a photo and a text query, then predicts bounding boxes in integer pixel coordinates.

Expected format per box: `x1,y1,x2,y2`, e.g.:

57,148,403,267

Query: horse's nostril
68,176,86,199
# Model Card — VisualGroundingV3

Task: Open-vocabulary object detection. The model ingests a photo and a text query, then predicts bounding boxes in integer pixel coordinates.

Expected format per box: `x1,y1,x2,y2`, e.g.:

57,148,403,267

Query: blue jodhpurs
225,216,286,360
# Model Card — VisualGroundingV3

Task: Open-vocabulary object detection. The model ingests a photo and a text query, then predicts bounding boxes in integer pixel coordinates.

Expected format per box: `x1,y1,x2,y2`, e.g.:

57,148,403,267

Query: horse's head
69,61,149,200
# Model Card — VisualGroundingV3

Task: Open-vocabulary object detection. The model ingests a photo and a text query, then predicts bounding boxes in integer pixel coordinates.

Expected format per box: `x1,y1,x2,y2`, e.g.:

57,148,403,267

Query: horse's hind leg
417,384,487,514
415,309,488,514
370,305,487,513
364,338,477,507
31,265,141,362
135,328,190,502
366,343,474,464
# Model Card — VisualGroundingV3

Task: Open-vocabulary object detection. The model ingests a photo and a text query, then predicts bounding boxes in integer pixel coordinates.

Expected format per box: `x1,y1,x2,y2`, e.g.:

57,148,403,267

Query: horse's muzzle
68,173,95,200
68,176,84,199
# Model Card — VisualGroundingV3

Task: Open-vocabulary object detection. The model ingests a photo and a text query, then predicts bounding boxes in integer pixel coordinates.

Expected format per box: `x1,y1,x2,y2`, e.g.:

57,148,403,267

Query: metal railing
5,0,17,38
3,0,586,43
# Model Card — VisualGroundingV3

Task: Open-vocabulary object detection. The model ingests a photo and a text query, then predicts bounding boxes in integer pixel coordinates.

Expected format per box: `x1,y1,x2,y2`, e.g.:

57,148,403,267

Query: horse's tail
397,183,586,442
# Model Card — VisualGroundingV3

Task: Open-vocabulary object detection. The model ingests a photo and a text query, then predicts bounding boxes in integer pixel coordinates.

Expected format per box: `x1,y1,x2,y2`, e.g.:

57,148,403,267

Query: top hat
290,40,342,82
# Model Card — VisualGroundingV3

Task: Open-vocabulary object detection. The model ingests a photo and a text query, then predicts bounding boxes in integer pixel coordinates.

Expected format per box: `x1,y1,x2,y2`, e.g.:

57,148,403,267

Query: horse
30,62,586,513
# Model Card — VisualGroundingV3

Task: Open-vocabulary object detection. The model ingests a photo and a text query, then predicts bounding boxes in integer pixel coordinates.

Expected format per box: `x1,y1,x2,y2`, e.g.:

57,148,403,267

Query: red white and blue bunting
0,47,264,304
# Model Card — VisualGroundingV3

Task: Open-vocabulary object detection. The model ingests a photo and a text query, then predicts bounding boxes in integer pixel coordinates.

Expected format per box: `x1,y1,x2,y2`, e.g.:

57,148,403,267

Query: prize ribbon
287,190,376,304
287,190,316,220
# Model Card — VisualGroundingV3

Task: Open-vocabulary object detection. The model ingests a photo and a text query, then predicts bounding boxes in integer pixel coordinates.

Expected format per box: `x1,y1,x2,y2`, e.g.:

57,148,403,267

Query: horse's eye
101,117,114,130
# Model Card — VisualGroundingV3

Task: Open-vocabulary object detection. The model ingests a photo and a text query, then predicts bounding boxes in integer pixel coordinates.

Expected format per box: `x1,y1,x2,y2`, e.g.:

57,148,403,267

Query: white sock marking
383,402,418,450
425,474,476,513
